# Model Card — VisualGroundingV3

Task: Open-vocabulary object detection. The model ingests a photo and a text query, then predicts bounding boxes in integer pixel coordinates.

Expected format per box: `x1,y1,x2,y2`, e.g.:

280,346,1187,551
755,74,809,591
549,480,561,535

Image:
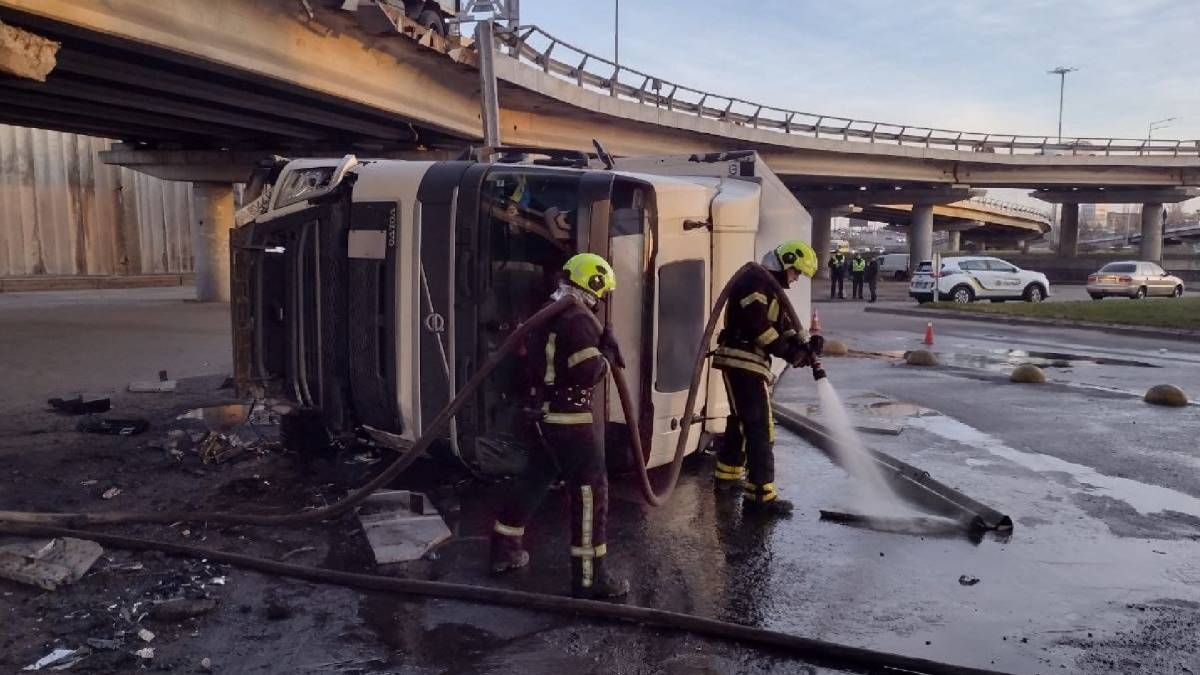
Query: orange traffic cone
810,309,822,334
923,321,935,346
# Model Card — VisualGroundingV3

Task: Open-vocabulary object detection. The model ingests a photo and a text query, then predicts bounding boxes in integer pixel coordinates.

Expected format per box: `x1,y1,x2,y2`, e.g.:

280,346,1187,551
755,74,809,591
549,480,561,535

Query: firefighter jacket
536,294,608,425
713,273,810,379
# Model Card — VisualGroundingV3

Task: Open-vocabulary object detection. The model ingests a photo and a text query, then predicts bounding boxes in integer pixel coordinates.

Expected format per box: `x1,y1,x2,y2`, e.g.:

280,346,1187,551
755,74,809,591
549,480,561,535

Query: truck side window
655,259,706,393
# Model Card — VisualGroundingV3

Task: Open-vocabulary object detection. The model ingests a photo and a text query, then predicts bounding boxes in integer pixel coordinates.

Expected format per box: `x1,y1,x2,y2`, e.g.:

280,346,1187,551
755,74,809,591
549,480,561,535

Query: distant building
1106,212,1139,234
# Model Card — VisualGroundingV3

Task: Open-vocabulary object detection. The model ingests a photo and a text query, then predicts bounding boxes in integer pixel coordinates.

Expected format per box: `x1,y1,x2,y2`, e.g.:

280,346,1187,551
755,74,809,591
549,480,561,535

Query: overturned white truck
230,149,812,472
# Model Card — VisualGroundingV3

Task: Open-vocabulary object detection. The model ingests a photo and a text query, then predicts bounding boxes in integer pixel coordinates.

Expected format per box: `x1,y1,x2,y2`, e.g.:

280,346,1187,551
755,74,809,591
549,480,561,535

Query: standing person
490,253,629,600
850,252,866,300
828,251,846,300
865,254,880,303
712,241,825,514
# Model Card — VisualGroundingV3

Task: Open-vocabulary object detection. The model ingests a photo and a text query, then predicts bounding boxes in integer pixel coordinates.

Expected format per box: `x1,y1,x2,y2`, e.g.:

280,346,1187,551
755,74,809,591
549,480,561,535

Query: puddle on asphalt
941,348,1160,372
910,414,1200,519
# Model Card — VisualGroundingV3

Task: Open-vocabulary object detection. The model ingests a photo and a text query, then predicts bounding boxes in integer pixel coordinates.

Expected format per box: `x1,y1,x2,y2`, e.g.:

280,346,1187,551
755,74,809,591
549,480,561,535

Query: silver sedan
1087,261,1185,300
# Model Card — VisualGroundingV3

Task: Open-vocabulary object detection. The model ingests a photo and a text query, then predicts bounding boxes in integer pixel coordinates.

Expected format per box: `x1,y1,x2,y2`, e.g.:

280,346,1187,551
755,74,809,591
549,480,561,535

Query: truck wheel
417,9,446,36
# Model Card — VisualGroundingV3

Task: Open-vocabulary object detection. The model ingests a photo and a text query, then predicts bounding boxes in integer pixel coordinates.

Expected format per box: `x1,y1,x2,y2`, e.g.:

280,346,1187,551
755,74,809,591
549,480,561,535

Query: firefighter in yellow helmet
712,240,824,515
491,252,630,599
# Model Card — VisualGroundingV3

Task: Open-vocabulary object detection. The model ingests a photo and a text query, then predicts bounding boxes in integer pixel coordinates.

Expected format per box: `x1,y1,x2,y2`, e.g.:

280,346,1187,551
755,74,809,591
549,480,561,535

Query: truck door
642,183,713,468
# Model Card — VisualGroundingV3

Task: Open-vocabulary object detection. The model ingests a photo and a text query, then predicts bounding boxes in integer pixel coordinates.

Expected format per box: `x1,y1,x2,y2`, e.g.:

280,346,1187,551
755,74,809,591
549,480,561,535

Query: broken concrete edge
0,20,60,82
863,306,1200,343
772,403,1014,532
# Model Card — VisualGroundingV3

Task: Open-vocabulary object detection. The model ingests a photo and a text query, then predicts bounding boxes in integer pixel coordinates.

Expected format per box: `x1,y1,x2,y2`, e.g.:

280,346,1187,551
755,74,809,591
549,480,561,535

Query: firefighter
713,241,824,514
490,252,630,600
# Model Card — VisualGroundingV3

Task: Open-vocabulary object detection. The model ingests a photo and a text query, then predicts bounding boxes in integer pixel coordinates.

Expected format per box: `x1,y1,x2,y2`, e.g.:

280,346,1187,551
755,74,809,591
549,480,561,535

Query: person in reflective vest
828,251,846,299
850,253,867,300
490,252,629,600
712,241,824,514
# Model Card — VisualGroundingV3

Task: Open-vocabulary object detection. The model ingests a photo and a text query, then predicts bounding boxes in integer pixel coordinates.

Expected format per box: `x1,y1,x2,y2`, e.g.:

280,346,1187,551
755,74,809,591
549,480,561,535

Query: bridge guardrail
497,25,1200,158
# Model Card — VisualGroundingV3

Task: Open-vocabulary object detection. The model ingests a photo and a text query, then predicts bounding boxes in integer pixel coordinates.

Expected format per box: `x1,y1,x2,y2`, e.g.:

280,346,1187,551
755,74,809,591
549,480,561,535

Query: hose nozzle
811,358,827,381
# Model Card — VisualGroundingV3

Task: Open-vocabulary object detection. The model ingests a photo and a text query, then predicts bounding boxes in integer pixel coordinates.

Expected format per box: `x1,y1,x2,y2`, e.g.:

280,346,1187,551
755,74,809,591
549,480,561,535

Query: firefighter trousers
717,368,776,489
494,421,609,561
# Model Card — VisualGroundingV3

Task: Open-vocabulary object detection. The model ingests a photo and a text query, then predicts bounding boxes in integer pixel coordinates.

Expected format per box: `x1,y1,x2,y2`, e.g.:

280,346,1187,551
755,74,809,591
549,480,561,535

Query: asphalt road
2,286,1197,674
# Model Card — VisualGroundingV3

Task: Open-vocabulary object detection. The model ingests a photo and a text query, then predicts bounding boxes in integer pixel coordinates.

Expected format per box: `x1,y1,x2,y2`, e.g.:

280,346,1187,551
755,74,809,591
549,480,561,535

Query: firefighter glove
808,334,825,356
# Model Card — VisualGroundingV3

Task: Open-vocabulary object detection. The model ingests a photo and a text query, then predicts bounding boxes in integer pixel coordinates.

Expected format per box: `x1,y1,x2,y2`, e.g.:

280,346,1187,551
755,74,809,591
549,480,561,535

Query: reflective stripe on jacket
538,302,607,424
713,273,809,380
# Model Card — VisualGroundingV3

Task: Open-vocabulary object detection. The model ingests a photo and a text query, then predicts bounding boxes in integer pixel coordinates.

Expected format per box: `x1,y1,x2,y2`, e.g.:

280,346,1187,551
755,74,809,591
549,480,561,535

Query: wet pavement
2,288,1198,674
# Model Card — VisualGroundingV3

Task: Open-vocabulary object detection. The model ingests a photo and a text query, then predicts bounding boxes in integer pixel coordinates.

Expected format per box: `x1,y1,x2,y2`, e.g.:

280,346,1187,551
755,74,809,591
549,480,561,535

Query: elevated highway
0,0,1196,290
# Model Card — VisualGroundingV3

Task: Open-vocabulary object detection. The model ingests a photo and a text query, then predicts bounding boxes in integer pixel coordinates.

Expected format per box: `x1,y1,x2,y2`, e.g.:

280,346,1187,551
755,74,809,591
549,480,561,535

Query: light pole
613,0,619,66
1047,66,1078,142
1148,116,1177,140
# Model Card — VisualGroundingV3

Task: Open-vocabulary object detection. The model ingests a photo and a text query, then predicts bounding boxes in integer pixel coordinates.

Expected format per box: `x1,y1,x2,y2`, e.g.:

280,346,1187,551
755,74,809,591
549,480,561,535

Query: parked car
909,256,1051,304
875,253,910,280
1086,261,1184,300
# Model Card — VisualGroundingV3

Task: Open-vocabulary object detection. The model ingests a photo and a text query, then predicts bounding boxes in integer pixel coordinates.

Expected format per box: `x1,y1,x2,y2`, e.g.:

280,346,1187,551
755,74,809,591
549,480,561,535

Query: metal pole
1056,72,1065,142
614,0,619,66
476,19,501,150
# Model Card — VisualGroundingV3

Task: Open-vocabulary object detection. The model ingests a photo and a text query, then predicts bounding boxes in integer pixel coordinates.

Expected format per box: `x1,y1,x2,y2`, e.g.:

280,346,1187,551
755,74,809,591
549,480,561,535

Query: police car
909,256,1050,304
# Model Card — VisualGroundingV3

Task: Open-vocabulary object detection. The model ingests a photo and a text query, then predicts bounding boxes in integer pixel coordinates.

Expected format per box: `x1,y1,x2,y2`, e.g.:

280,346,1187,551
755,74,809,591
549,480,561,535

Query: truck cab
231,150,812,474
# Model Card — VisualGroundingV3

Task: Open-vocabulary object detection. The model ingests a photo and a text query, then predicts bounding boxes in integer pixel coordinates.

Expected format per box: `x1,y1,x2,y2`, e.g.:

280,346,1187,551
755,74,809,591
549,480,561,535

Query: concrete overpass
1,0,1197,294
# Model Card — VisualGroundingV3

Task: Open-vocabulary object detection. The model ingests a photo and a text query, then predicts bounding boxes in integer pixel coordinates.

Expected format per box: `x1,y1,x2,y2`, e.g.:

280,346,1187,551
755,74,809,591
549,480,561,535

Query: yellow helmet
563,252,616,299
774,240,819,278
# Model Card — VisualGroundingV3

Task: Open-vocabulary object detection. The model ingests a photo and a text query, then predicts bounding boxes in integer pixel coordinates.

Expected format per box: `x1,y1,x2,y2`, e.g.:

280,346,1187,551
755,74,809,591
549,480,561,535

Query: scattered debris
76,417,149,436
138,628,156,642
80,479,98,486
149,597,219,622
958,575,981,586
47,395,111,415
135,647,155,660
0,537,104,591
85,637,121,651
199,433,249,464
129,370,176,393
201,657,213,672
21,647,88,671
358,490,452,564
101,487,122,500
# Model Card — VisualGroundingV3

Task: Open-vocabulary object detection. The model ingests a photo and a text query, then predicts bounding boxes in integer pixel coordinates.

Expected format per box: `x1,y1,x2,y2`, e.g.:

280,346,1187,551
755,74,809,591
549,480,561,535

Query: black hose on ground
0,523,1011,675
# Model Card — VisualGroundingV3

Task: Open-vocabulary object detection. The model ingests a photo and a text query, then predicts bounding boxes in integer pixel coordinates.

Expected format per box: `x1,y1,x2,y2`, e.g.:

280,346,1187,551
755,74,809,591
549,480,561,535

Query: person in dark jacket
850,253,866,300
828,251,846,299
713,241,825,515
490,252,629,600
865,255,880,303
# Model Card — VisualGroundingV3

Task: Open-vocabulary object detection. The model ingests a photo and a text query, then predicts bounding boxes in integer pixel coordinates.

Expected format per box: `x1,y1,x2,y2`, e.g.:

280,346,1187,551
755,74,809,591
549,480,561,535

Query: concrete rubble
0,538,104,592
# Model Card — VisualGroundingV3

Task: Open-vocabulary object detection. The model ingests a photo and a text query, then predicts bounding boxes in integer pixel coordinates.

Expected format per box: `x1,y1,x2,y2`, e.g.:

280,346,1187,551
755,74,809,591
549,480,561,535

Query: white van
875,253,910,280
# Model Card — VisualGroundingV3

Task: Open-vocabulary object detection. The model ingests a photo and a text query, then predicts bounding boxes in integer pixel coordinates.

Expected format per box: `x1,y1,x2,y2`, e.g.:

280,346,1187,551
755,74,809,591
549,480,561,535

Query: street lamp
1148,116,1178,140
613,0,619,67
1047,66,1078,142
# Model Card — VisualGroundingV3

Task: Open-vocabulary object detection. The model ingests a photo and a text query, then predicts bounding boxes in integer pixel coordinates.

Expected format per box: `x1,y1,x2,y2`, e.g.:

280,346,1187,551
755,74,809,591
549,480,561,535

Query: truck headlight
274,167,336,208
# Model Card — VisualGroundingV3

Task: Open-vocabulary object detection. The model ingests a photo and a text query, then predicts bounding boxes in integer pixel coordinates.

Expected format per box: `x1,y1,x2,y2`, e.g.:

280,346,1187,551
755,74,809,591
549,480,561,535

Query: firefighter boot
571,552,629,600
742,482,794,516
489,522,530,575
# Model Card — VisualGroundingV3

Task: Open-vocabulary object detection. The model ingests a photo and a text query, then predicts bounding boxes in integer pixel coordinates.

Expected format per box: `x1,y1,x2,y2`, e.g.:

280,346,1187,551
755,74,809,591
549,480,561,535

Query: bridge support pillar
1058,203,1079,258
810,206,833,279
909,204,934,264
1141,203,1163,262
947,231,961,252
192,182,234,303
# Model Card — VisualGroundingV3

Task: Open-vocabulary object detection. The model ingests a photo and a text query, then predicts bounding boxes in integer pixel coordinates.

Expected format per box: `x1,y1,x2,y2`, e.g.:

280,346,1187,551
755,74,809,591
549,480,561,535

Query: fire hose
3,265,1014,675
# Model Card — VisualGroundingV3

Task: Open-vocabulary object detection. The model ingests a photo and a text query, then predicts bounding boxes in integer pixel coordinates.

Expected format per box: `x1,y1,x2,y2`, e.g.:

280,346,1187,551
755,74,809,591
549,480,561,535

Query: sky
516,0,1199,143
